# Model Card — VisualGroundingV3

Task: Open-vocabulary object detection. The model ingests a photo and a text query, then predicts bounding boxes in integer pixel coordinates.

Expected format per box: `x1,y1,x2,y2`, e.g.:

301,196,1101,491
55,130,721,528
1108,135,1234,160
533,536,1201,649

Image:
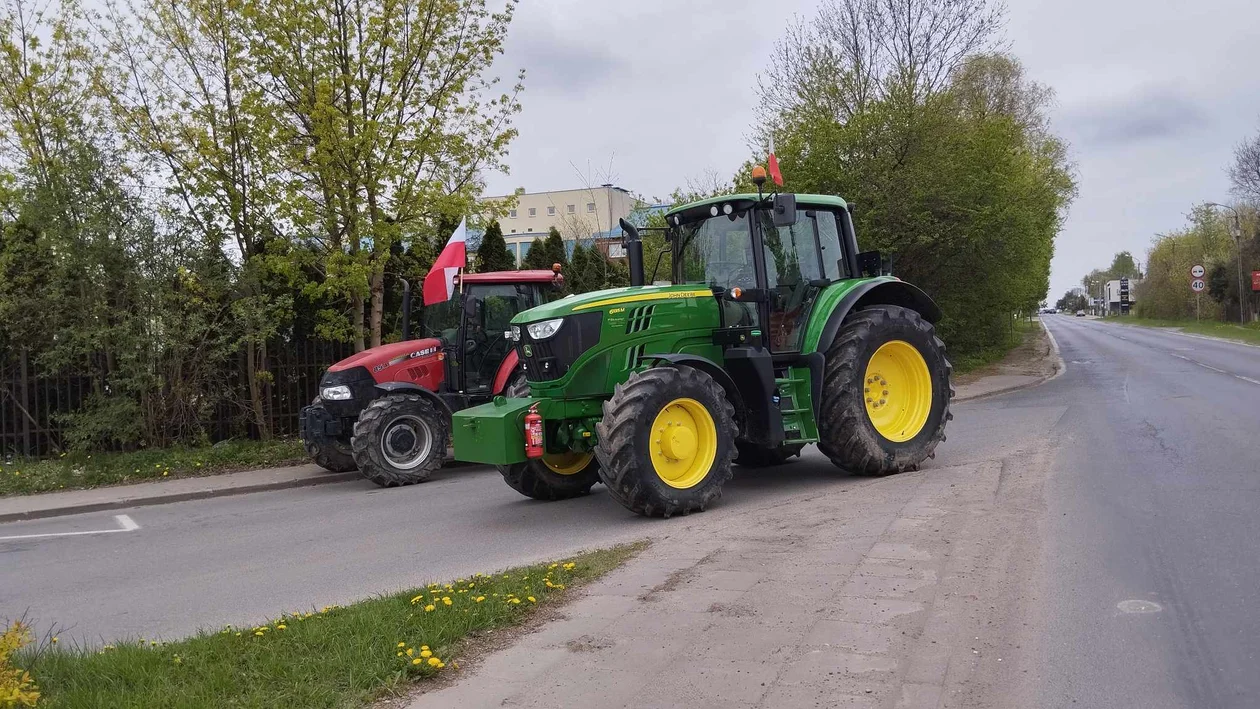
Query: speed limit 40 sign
1191,278,1206,293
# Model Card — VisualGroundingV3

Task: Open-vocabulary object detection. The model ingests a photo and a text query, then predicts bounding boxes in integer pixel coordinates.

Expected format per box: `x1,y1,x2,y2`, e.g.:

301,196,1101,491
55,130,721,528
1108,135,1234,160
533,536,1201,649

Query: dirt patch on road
955,320,1059,387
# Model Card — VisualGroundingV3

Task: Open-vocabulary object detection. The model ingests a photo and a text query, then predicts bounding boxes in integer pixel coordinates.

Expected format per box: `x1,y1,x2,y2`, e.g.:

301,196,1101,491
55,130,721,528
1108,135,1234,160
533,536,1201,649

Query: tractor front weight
452,396,602,467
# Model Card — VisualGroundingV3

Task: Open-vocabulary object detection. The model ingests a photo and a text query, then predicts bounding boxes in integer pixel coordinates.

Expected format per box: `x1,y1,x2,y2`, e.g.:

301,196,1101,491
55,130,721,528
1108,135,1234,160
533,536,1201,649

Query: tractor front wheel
596,365,736,517
498,376,601,500
301,397,357,472
351,393,447,487
818,305,952,476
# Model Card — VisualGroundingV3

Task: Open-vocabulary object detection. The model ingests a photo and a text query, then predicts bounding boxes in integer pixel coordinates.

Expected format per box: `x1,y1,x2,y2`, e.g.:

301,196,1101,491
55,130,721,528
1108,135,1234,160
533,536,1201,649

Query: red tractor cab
299,268,565,486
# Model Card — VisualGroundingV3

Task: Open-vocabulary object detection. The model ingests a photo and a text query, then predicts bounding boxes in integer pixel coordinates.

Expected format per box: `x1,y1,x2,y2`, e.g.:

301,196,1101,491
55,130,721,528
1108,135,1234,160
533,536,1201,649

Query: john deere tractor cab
300,268,564,487
452,182,952,517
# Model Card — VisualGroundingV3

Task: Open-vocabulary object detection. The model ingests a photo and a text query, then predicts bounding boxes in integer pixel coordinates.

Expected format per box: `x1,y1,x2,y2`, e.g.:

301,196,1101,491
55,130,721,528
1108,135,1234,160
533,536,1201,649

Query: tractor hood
510,284,715,324
328,338,443,373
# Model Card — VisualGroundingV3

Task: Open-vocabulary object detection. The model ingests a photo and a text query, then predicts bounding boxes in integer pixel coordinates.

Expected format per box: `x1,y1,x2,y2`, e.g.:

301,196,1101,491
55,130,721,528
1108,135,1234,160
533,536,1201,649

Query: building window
567,204,575,214
547,206,556,215
528,207,536,217
511,229,517,233
509,209,517,218
586,202,595,213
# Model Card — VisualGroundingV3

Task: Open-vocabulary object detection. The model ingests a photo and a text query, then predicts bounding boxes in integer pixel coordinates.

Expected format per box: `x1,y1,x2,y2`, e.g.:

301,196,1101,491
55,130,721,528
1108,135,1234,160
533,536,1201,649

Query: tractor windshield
420,299,462,346
674,209,757,292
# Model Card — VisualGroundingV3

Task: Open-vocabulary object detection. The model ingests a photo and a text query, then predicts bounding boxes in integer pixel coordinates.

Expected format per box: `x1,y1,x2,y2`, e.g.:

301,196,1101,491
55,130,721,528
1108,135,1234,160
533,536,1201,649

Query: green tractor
452,183,952,517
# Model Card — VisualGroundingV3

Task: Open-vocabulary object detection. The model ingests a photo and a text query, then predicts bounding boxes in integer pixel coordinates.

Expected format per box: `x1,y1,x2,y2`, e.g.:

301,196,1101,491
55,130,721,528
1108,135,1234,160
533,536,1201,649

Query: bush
0,621,39,708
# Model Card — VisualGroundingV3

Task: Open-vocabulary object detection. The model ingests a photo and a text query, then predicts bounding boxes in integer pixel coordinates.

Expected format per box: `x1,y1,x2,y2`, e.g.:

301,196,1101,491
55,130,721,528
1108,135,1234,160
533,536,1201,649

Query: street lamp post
1206,202,1246,324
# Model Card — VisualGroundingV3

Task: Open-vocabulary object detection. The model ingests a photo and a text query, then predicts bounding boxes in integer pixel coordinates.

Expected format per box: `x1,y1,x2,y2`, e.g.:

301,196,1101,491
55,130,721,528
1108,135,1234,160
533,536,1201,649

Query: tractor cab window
421,299,462,346
463,284,537,393
758,209,827,352
675,210,757,291
675,210,759,328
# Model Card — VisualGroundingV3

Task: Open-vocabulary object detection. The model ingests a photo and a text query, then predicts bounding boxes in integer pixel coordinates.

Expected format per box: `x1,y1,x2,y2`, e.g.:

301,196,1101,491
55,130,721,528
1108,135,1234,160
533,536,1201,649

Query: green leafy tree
475,221,515,273
520,237,548,269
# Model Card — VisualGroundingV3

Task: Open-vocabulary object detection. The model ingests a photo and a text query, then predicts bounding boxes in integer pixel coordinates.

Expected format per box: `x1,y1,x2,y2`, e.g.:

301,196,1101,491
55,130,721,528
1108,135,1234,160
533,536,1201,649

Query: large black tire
498,376,601,500
302,398,357,472
595,365,736,517
351,393,448,487
734,441,804,468
818,305,952,476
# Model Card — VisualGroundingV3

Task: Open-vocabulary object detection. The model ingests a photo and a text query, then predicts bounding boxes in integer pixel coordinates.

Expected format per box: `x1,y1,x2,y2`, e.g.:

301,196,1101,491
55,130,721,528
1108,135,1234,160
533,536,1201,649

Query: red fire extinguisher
524,404,544,459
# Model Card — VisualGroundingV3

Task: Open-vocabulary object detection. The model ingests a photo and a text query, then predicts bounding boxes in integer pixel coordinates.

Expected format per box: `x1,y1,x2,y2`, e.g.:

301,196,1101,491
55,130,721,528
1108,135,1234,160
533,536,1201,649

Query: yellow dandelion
397,641,406,648
475,596,485,602
437,661,446,668
420,645,429,650
406,648,414,657
528,596,536,603
563,562,576,570
420,649,432,658
397,652,403,657
549,563,558,570
51,637,59,644
442,597,452,606
508,598,521,605
427,657,441,667
424,604,436,612
254,631,263,637
412,658,422,665
411,595,423,604
276,624,286,630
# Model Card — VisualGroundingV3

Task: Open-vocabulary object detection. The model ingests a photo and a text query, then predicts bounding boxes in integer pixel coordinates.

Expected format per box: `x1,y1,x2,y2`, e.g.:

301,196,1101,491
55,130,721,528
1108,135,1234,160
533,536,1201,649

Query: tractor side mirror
772,193,797,227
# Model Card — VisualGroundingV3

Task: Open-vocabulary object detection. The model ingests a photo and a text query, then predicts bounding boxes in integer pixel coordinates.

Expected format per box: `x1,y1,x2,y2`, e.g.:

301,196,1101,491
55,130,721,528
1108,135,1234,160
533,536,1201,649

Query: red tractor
299,268,565,486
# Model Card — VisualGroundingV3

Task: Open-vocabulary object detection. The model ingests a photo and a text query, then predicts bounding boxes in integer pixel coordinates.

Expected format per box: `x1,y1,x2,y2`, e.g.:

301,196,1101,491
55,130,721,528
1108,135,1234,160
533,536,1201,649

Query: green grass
0,438,306,496
1111,316,1260,346
952,318,1039,374
17,542,647,708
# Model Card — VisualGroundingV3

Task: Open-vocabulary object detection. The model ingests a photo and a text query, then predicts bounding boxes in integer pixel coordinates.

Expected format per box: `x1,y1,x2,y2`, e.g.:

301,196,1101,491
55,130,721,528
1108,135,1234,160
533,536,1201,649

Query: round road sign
1191,264,1205,279
1191,278,1206,293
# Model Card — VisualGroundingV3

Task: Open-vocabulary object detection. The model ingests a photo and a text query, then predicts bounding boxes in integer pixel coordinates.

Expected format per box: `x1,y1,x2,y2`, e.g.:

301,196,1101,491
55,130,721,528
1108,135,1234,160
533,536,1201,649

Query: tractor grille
625,305,656,334
519,312,603,382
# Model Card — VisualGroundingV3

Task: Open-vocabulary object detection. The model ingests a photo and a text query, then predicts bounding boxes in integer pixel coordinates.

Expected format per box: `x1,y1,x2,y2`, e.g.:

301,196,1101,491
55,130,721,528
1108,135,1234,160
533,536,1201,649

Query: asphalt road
3,316,1259,709
1014,316,1260,709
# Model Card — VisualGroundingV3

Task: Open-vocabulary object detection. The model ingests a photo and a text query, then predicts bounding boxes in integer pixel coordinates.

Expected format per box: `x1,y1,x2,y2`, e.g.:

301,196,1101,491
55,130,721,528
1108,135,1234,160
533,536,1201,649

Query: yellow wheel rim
649,398,718,489
864,340,933,443
541,451,593,476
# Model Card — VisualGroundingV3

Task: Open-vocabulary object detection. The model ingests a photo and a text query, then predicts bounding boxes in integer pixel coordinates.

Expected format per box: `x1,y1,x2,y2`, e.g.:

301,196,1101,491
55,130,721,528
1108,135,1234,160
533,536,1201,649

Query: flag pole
458,267,464,294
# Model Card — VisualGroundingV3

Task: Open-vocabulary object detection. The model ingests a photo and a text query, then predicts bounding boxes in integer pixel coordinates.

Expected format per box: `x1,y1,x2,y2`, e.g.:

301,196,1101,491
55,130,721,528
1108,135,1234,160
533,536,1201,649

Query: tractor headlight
526,318,564,340
508,325,521,341
321,385,352,401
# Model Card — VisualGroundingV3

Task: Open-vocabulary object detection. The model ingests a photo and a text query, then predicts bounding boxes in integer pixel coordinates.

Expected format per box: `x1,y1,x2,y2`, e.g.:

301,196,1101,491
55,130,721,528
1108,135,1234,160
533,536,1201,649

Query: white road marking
0,514,140,541
1194,362,1227,374
1236,376,1260,386
1117,599,1162,614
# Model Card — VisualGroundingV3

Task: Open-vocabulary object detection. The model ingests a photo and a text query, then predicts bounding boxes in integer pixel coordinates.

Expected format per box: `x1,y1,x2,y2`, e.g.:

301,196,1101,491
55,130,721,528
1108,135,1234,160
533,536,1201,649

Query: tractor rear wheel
302,397,356,473
818,305,952,476
734,441,804,468
498,376,601,500
596,365,736,517
351,393,447,487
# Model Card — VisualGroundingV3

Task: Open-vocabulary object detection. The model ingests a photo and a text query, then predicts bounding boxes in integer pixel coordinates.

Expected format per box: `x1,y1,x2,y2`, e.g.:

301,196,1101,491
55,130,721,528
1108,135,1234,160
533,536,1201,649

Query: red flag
768,135,783,187
423,219,467,304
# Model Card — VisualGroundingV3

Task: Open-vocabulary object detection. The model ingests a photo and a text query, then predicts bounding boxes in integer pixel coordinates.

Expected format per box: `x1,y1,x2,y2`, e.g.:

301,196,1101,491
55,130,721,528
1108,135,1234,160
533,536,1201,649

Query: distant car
1075,310,1086,317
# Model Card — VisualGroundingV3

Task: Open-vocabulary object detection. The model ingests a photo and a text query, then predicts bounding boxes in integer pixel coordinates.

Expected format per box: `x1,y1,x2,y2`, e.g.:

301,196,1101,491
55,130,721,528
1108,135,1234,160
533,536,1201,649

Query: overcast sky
482,0,1260,300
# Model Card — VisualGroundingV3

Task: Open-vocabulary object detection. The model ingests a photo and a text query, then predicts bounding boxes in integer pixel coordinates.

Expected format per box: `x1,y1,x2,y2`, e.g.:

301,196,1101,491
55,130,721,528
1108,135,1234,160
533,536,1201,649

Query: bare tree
1230,123,1260,205
757,0,1006,127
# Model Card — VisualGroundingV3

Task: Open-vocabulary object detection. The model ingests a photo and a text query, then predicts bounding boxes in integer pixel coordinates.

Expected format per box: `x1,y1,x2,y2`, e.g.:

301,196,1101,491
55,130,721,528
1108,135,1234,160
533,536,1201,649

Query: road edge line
0,471,361,525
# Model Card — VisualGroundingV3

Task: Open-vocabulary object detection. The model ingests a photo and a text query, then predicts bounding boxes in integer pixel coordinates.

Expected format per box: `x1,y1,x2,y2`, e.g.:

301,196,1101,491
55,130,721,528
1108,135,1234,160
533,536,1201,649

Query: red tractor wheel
351,393,447,487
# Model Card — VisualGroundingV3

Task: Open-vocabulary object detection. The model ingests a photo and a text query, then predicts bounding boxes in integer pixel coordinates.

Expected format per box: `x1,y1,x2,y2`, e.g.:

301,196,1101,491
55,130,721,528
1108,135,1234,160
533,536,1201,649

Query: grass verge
17,542,647,708
1111,316,1260,346
0,438,306,496
953,318,1039,374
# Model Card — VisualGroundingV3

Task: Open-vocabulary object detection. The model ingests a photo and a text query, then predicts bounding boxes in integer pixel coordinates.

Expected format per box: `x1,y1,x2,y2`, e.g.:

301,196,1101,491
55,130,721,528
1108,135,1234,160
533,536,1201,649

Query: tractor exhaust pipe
619,218,644,287
400,278,413,342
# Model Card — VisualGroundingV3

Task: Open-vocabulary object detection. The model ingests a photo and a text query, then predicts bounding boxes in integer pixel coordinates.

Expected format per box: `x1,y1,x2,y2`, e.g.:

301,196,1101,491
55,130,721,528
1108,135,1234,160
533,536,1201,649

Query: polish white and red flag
768,135,784,187
423,218,467,304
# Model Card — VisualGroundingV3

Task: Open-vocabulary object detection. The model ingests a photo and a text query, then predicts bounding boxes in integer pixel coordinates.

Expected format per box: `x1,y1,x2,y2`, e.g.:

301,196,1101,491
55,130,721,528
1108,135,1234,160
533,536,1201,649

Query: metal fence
0,339,354,458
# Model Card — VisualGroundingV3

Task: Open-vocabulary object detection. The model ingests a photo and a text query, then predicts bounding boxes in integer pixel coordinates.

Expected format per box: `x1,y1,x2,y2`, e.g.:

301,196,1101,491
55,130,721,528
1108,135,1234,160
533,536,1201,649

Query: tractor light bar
526,318,564,340
321,385,352,401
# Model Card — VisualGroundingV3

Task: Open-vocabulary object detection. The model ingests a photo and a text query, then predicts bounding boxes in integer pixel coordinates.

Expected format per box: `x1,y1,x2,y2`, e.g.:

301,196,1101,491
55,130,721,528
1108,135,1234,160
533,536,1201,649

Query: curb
953,320,1066,403
0,471,362,524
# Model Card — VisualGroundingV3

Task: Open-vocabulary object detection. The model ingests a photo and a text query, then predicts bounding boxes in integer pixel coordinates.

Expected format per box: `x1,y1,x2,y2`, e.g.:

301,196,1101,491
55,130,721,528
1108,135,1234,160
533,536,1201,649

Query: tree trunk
246,341,271,440
369,269,385,348
352,294,366,352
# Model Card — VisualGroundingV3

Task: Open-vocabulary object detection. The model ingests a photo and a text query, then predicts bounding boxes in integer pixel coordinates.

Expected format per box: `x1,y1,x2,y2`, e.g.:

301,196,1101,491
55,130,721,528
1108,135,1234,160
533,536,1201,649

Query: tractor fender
492,350,522,396
372,382,453,419
815,280,942,355
641,354,745,422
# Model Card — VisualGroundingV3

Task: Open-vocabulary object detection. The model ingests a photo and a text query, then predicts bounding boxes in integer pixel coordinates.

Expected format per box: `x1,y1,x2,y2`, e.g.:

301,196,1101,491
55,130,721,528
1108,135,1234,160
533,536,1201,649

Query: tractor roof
665,193,848,219
460,269,559,284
